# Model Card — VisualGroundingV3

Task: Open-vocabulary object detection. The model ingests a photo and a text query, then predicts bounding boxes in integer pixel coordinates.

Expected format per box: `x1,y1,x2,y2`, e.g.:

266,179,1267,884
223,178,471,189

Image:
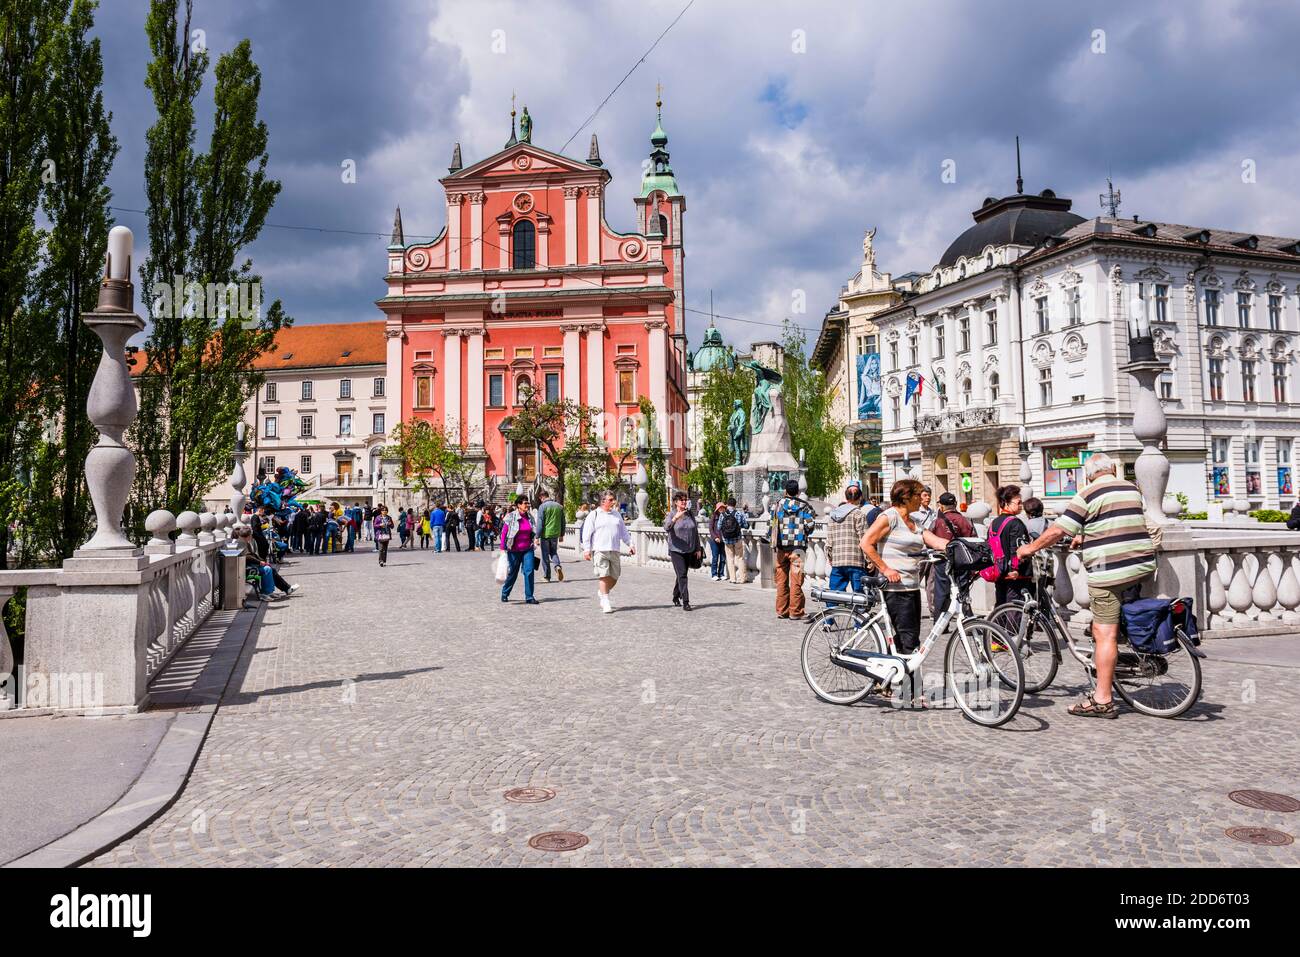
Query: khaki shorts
593,551,621,580
1088,582,1129,625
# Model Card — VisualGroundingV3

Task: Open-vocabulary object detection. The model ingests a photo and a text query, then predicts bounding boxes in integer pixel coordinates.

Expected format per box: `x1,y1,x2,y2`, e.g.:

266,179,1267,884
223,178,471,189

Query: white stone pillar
915,315,931,414
586,322,605,410
468,192,484,270
385,326,404,435
943,308,959,404
585,185,601,265
564,187,579,265
443,329,462,442
466,327,485,450
446,193,462,271
647,319,669,442
562,323,582,402
966,299,984,404
537,215,551,269
498,218,511,271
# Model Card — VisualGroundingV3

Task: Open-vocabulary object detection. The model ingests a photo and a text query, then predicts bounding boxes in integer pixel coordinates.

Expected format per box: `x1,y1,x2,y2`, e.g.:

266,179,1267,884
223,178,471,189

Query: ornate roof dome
689,325,734,373
939,189,1085,267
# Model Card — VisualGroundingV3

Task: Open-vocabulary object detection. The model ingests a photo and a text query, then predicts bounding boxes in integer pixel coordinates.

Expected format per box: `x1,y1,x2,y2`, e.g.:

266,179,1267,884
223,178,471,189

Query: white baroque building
872,185,1300,514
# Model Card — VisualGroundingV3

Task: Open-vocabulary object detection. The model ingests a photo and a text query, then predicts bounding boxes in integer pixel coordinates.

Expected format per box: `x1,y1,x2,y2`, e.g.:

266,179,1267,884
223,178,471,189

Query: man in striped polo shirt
1015,453,1156,718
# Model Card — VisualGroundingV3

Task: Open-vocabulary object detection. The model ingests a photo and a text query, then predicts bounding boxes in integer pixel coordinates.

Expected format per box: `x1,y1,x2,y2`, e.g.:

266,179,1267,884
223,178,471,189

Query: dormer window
1235,235,1260,250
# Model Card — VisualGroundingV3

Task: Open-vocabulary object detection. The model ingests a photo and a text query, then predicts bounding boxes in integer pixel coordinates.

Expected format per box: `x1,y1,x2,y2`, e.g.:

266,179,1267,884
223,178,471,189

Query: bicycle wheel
944,620,1024,727
986,602,1061,694
800,607,885,705
1110,628,1202,718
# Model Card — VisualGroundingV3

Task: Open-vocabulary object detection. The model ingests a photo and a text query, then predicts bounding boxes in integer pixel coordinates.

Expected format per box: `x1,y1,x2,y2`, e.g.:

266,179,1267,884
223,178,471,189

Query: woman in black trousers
663,491,700,611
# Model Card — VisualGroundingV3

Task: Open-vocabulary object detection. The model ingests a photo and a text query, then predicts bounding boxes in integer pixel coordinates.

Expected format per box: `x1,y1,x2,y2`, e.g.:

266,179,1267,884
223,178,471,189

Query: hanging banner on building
856,353,882,419
1278,467,1292,496
1213,467,1231,497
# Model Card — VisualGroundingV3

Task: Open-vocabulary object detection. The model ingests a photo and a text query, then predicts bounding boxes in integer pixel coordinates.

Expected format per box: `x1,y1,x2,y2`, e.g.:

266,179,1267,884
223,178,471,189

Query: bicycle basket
947,537,993,578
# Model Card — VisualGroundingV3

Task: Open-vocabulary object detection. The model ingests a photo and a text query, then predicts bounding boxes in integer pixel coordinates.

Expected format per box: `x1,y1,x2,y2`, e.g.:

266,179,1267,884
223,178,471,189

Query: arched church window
658,214,669,239
512,220,536,269
962,378,972,406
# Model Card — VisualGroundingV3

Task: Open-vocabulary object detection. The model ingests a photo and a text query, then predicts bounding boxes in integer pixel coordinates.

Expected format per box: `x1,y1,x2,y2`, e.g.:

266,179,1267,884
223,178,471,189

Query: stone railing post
175,511,201,550
0,584,15,710
144,509,177,556
197,513,217,545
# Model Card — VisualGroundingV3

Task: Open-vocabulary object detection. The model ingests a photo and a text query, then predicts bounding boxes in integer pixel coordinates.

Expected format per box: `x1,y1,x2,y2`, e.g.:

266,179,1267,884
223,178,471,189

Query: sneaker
288,583,301,595
525,598,540,605
556,567,564,581
600,597,613,614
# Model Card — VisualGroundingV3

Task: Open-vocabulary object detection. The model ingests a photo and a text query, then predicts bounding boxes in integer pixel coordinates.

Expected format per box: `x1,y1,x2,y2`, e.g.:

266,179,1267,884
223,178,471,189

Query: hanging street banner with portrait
856,353,882,420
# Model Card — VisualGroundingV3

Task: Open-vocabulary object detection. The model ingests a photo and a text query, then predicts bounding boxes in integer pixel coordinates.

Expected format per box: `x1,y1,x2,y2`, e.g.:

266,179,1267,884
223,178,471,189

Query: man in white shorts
581,490,635,613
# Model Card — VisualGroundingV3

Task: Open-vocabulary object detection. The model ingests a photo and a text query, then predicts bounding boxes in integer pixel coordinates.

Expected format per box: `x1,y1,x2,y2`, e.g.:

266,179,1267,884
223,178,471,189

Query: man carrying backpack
928,491,975,616
720,496,748,584
825,482,871,606
770,479,816,621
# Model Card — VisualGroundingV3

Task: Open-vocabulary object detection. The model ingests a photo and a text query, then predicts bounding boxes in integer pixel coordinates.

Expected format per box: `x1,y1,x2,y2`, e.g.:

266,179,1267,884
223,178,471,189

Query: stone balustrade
0,511,239,712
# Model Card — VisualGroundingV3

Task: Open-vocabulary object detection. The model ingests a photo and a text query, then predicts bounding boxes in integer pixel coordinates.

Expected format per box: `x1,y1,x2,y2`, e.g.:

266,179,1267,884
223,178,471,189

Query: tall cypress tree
26,0,118,560
133,0,288,520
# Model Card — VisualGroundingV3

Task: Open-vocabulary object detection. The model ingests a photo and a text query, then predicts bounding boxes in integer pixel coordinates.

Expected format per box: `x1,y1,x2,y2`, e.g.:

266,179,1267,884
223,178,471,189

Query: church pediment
444,143,608,184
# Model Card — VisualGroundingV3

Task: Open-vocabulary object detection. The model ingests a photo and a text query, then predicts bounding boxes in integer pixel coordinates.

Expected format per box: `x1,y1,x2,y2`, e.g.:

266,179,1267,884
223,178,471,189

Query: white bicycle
800,547,1025,728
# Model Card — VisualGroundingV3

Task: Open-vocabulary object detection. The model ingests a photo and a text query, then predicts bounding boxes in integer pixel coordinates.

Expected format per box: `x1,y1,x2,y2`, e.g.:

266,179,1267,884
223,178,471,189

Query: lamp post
230,422,250,521
1121,292,1172,524
1017,424,1032,497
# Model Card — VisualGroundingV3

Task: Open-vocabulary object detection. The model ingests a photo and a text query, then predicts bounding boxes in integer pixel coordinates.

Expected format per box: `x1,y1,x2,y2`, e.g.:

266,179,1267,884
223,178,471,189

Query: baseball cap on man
938,492,958,508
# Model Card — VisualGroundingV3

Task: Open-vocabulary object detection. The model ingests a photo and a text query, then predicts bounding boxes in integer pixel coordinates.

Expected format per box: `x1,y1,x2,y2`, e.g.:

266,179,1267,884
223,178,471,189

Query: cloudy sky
95,0,1300,351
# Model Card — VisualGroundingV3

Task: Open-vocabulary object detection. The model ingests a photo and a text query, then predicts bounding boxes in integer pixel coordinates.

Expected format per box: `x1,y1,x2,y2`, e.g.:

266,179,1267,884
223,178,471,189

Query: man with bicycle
1015,453,1156,719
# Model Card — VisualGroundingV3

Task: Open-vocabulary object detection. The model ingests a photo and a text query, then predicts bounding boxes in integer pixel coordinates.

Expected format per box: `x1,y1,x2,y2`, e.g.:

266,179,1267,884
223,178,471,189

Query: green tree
0,1,61,567
502,389,601,508
388,418,454,508
26,0,118,561
685,357,748,503
132,0,288,522
638,396,668,523
780,319,844,497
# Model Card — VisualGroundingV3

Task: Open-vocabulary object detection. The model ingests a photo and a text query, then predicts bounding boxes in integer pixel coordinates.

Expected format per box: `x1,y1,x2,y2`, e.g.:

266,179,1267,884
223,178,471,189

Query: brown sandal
1068,693,1118,719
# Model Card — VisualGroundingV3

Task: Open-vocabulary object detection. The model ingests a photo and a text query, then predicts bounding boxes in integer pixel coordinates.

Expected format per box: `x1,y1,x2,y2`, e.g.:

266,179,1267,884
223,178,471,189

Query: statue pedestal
726,463,805,508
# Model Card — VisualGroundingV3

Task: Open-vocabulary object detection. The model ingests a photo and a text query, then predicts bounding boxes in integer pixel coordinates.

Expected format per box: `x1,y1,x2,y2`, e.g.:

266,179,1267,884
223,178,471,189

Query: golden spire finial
656,80,663,112
511,90,516,117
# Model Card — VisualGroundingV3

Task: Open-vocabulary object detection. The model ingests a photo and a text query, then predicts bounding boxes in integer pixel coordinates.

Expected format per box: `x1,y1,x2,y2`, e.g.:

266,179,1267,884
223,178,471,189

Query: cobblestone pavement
90,544,1299,867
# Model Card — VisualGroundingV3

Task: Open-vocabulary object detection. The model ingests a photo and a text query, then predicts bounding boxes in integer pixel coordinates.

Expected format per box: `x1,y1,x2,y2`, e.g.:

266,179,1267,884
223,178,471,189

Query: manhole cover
1225,826,1294,846
528,831,589,852
504,787,556,804
1229,789,1300,813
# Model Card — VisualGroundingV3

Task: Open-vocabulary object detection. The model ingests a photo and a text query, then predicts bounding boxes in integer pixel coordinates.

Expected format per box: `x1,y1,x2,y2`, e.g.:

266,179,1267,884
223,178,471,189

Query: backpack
980,515,1023,582
720,509,741,539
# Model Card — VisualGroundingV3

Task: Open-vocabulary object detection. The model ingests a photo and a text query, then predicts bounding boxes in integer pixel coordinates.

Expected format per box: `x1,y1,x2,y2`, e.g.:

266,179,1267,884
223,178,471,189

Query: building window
258,456,276,476
301,455,312,475
1242,360,1257,403
301,415,313,438
1160,373,1174,400
1237,292,1252,329
1205,289,1220,326
415,375,433,409
957,316,969,352
264,416,277,438
618,370,635,404
488,374,504,407
889,339,899,370
373,413,385,434
1273,361,1288,403
1212,437,1231,497
1035,296,1049,335
339,414,352,437
934,325,945,359
265,382,277,402
890,396,900,431
1043,446,1086,497
1209,357,1224,401
908,336,918,366
373,377,385,397
1279,439,1294,499
658,214,669,239
1246,438,1263,497
985,310,997,345
989,372,1000,402
544,371,560,403
1269,294,1282,331
961,377,971,406
1038,366,1052,406
301,380,313,401
512,220,536,269
340,378,352,400
1154,284,1169,323
1066,287,1081,326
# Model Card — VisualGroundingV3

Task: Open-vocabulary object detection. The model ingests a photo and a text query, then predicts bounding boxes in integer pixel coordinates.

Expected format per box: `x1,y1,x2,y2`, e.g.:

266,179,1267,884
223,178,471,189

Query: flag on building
904,371,923,405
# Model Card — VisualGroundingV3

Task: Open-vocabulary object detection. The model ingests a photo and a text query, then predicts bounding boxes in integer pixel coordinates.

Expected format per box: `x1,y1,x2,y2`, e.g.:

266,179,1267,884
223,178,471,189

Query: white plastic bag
493,552,509,583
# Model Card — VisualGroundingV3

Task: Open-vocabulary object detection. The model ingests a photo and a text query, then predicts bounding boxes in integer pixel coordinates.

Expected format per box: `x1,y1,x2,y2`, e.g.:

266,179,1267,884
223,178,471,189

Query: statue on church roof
519,106,532,143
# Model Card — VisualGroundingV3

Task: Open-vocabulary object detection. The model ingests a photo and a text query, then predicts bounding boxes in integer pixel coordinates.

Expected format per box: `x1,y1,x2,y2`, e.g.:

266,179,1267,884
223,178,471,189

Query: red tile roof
251,321,386,371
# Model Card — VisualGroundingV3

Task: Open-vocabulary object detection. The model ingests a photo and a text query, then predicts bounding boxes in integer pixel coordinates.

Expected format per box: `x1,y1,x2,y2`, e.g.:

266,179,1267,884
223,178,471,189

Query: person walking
581,490,634,613
927,491,975,616
989,485,1034,608
373,505,394,566
344,508,357,552
664,491,701,611
825,482,871,605
707,502,727,581
770,479,816,622
396,508,410,549
1016,454,1156,718
861,479,951,708
431,502,447,552
500,496,540,604
536,489,566,582
291,506,307,553
720,496,749,584
362,505,374,543
444,504,461,552
308,505,326,555
418,512,432,549
463,503,477,551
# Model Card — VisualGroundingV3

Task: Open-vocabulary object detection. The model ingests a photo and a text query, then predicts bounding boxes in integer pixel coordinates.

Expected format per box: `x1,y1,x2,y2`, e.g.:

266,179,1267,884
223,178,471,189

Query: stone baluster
144,509,177,556
175,511,200,549
1225,552,1254,623
197,513,217,545
1276,548,1300,623
1205,551,1230,629
144,573,168,676
230,422,249,516
1052,548,1074,611
1253,551,1280,622
1067,550,1092,625
0,584,15,710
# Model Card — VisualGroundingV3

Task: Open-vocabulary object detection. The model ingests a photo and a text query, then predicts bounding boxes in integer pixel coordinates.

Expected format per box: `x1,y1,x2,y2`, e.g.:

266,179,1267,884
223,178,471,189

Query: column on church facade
466,327,485,450
442,328,463,442
446,193,462,270
585,322,605,416
564,188,579,265
966,299,984,405
468,193,484,270
385,326,404,436
497,215,511,270
585,186,601,265
561,324,582,403
537,214,551,268
647,318,669,445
